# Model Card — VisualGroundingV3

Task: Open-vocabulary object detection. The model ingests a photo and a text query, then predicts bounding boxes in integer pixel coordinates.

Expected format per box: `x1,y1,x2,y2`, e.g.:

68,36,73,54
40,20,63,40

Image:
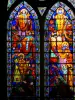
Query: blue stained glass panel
44,87,49,97
36,87,40,96
30,10,38,19
24,1,33,11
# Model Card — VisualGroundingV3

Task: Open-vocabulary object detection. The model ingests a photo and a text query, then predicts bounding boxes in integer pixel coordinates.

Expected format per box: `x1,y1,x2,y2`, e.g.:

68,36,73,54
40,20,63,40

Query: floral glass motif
44,2,75,98
7,1,40,99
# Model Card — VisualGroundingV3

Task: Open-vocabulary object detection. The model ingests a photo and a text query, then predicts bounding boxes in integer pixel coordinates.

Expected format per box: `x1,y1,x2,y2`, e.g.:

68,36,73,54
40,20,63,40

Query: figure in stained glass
44,2,74,97
48,7,73,87
7,1,40,98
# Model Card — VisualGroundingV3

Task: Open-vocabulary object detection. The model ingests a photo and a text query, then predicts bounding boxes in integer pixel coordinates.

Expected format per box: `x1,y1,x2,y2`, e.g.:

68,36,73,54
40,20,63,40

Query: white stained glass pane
68,0,75,8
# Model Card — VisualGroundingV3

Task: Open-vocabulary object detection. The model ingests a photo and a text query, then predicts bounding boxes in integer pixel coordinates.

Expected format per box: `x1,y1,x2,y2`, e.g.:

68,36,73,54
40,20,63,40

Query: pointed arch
7,1,40,99
68,0,75,8
44,2,75,97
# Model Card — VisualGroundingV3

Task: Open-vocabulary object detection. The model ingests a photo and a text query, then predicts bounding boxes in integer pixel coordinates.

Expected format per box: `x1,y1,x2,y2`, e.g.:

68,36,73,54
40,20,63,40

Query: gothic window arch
7,1,40,99
68,0,75,8
44,1,75,98
6,0,75,99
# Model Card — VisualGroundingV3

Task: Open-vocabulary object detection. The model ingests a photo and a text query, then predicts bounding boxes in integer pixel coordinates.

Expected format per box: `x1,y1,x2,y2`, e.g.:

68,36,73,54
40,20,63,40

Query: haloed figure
49,7,73,87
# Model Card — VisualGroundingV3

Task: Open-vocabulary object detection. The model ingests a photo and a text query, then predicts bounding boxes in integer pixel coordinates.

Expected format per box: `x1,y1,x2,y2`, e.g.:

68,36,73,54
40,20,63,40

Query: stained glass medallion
7,1,40,99
44,2,75,98
38,7,47,16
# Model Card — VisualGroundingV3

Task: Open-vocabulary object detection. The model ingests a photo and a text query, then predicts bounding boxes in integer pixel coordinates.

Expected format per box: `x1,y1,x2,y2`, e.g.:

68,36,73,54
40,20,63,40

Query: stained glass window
38,7,47,16
44,2,75,98
7,1,40,99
